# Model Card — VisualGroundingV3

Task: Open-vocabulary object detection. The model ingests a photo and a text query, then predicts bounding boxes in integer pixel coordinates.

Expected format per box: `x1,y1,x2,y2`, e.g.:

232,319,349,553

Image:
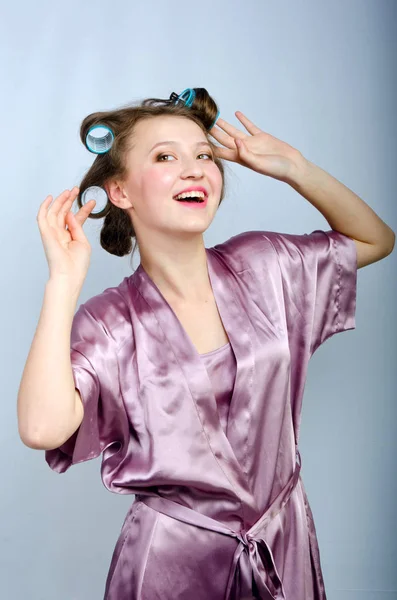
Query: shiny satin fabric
45,229,357,599
135,447,301,600
200,342,236,434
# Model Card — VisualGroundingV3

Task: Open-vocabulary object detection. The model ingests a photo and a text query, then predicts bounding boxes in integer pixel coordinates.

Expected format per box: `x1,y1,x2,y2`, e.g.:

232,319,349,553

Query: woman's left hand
210,112,305,183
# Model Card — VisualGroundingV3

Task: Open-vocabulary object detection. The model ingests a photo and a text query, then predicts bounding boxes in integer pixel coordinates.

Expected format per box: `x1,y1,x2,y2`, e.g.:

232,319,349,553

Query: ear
105,180,132,209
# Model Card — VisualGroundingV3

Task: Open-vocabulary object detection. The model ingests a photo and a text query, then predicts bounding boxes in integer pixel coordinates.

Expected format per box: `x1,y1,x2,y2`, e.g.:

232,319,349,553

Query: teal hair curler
169,88,220,128
85,124,114,154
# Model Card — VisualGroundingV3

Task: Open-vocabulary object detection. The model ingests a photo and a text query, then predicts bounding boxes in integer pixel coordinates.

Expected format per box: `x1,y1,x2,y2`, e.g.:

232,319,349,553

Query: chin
169,223,212,237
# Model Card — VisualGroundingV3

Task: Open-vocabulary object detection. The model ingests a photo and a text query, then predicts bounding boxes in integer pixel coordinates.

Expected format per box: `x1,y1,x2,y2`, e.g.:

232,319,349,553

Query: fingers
57,188,96,229
37,192,64,228
37,187,82,234
37,192,66,223
74,199,96,227
235,111,262,136
42,188,74,231
49,189,75,219
64,210,89,245
213,146,239,162
213,117,247,141
210,127,237,150
37,195,54,238
210,114,262,151
58,187,80,229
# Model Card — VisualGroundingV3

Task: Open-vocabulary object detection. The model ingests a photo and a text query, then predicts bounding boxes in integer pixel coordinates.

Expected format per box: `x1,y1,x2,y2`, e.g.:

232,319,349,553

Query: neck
138,234,212,303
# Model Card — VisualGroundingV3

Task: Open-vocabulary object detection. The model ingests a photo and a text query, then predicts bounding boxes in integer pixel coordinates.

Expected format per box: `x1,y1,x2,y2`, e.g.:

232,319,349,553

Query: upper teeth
174,191,206,200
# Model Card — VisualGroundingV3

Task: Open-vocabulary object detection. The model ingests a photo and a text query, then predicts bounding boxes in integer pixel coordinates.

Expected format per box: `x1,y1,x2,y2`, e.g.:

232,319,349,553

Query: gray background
1,0,396,598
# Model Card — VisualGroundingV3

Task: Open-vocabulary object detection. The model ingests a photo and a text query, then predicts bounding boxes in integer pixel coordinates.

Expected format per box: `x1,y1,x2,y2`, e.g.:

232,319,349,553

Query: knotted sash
136,448,301,599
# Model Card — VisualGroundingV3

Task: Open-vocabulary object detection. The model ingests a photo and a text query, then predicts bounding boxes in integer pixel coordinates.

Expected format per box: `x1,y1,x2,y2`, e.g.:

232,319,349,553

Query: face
109,115,223,241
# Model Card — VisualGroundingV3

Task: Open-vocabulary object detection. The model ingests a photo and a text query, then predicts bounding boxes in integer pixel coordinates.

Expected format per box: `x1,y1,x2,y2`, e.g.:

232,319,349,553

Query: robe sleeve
263,229,357,356
45,303,123,473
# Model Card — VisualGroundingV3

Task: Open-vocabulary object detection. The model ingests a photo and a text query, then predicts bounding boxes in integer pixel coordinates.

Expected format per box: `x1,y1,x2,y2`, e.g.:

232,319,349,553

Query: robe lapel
130,249,259,520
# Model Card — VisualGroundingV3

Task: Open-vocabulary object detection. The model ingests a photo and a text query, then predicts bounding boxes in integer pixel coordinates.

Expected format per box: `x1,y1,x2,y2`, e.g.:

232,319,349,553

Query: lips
174,195,208,209
172,186,208,200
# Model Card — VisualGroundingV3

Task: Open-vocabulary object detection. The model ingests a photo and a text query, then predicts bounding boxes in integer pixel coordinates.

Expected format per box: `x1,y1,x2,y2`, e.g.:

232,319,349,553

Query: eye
157,154,175,162
156,151,214,162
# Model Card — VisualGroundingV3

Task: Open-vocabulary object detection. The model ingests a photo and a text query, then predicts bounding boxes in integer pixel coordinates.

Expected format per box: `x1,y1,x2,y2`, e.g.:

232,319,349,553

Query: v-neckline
130,247,256,499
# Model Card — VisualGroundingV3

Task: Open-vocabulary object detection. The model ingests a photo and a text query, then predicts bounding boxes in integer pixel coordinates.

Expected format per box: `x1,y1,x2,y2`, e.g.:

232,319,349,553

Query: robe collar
129,247,259,519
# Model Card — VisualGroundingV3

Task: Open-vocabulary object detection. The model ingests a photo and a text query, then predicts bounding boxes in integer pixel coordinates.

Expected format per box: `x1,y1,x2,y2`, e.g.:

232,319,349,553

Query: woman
17,88,395,599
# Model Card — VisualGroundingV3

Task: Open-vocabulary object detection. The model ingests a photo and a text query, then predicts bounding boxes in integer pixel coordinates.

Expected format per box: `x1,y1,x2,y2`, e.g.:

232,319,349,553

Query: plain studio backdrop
1,0,396,598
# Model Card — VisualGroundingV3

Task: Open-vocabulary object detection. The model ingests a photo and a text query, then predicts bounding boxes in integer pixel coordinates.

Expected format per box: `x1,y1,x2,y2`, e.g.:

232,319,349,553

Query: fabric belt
136,448,301,599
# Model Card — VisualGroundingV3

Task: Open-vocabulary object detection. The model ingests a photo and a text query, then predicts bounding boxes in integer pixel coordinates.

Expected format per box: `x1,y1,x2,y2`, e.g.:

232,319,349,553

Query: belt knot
238,529,255,549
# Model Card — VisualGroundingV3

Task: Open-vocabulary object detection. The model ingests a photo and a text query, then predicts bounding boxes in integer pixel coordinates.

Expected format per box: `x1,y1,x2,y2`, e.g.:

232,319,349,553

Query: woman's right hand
37,187,97,289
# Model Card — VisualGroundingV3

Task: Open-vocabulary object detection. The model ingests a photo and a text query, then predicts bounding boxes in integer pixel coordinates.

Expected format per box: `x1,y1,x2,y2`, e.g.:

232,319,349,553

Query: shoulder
208,229,344,274
212,229,343,259
74,277,131,347
208,230,285,272
210,229,311,256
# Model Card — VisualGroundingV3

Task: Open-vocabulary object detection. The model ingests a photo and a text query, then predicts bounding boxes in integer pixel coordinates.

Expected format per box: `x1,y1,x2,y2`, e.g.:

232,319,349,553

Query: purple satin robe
45,229,357,599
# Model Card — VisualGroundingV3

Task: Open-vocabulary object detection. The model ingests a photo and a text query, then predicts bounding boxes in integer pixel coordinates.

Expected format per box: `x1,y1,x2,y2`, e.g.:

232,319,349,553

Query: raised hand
210,112,304,183
36,187,97,291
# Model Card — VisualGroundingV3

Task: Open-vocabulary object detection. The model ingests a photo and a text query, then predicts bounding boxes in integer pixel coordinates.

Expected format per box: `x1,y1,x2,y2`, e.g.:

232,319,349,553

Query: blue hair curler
81,186,109,214
169,88,220,129
176,88,196,107
85,124,114,154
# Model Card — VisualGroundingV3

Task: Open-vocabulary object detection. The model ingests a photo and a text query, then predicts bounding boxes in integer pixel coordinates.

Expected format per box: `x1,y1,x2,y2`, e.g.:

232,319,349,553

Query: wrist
45,277,82,308
286,152,311,189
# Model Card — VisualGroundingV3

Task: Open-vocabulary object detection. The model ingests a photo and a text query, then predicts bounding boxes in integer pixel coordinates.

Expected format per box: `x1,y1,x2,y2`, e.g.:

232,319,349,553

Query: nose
179,156,205,179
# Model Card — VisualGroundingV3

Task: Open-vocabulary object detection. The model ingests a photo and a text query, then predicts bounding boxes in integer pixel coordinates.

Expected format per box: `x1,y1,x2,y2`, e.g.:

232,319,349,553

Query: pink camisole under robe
200,342,237,435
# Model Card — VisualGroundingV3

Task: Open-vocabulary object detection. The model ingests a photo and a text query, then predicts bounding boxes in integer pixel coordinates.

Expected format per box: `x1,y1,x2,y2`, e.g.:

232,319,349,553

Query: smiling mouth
173,190,208,203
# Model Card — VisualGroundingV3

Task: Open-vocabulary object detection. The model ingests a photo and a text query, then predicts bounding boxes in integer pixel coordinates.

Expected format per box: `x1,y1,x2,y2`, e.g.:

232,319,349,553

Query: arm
17,278,84,450
288,158,396,268
210,113,395,268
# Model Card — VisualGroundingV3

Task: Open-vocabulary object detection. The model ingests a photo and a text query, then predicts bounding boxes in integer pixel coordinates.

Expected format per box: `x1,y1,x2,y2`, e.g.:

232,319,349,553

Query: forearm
17,279,79,448
288,156,395,252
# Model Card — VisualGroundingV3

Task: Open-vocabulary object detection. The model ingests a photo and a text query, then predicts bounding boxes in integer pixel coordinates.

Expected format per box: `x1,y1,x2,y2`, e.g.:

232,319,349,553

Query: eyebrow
149,140,212,153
